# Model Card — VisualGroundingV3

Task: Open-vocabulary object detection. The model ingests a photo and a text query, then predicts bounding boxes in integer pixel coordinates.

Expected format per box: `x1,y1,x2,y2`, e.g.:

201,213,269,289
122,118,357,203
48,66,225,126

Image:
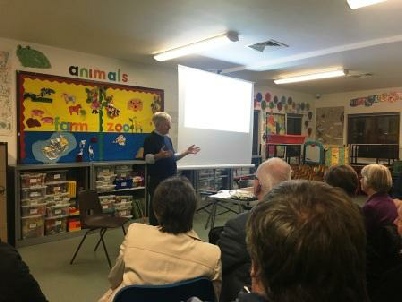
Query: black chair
112,276,215,302
69,190,129,267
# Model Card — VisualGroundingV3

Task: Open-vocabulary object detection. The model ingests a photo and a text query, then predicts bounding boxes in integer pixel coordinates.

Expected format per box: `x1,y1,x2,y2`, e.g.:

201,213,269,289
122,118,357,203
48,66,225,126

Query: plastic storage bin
20,173,46,188
46,204,70,217
46,181,69,195
44,170,67,183
21,198,45,207
114,202,132,217
44,194,70,206
96,166,114,177
45,215,68,235
114,178,133,190
21,203,47,216
115,195,133,203
115,165,133,178
99,195,115,213
115,164,132,172
21,186,47,199
21,215,44,239
99,195,116,203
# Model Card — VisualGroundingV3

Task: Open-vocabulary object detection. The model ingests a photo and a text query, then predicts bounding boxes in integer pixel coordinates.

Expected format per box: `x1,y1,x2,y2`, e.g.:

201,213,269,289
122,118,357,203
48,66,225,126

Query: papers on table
210,189,256,201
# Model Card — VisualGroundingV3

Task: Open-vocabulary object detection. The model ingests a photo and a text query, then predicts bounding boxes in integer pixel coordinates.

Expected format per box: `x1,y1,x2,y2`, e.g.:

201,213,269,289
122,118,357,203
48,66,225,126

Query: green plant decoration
17,45,51,68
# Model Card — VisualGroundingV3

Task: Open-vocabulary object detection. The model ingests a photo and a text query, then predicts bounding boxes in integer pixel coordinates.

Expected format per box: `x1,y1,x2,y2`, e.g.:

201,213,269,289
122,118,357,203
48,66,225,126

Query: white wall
317,87,402,148
0,37,179,164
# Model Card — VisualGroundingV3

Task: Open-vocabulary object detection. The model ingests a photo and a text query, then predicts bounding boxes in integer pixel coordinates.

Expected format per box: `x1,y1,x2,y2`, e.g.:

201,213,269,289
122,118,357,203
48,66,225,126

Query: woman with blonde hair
360,164,401,301
360,164,397,234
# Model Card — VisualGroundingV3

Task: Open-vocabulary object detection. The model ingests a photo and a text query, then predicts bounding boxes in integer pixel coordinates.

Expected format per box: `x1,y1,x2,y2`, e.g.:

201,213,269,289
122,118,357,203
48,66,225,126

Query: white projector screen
178,65,254,166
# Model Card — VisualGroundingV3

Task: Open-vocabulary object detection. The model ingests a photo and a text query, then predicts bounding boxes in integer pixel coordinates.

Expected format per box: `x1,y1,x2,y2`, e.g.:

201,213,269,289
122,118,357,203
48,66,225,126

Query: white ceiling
0,0,401,95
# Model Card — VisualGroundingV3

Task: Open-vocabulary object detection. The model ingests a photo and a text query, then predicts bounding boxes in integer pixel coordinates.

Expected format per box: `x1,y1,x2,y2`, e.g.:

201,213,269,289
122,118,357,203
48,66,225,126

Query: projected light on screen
182,68,251,133
178,65,254,166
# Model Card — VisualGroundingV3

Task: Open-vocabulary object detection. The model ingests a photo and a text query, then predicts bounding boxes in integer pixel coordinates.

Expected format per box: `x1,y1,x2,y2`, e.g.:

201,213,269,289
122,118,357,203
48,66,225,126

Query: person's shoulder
127,223,157,234
144,131,156,139
196,240,222,259
199,239,221,251
225,212,249,229
370,195,397,210
191,231,220,252
218,212,249,244
0,241,19,259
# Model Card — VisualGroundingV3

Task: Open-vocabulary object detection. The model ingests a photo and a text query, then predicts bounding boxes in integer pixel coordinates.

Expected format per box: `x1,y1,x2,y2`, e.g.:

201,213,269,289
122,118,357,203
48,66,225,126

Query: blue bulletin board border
17,71,164,164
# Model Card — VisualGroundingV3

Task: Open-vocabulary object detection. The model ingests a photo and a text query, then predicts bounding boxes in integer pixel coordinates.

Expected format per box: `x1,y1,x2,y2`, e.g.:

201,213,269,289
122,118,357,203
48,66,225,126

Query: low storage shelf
11,160,147,247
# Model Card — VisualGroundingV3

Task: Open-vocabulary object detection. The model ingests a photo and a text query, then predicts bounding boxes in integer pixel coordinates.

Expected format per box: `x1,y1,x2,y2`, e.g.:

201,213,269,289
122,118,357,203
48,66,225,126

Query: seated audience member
0,240,48,302
98,177,222,302
365,223,402,302
360,164,397,234
243,180,368,302
324,164,359,197
358,164,402,301
324,165,401,302
217,158,291,302
364,194,402,302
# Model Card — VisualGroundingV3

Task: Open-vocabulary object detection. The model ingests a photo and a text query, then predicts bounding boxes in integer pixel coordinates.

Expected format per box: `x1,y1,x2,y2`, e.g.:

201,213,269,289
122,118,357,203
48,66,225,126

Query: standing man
217,157,291,302
143,112,200,225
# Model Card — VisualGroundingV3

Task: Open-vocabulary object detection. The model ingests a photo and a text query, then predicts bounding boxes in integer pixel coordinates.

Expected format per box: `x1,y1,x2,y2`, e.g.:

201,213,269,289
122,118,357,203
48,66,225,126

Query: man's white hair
152,112,171,127
256,157,292,196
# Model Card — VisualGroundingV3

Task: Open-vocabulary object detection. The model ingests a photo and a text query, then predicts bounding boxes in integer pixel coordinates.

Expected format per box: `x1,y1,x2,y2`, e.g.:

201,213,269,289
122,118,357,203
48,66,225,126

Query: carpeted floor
18,194,366,302
18,198,238,302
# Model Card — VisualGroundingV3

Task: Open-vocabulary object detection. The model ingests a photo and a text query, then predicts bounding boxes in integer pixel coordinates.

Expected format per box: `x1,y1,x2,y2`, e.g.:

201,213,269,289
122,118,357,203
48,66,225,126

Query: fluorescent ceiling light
274,69,346,85
154,32,239,61
347,0,387,9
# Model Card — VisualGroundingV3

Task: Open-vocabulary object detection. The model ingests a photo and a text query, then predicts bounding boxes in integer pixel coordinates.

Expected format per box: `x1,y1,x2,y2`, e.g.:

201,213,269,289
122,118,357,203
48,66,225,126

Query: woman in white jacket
99,176,222,302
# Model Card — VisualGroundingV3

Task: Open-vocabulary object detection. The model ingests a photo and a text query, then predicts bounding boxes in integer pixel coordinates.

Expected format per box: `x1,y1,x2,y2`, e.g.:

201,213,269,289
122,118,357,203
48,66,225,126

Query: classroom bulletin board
17,71,164,164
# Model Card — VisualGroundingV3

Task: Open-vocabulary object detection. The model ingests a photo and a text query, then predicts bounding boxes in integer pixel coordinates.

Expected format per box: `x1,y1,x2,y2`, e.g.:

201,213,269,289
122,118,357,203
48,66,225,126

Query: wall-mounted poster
316,106,344,146
0,51,12,135
17,71,164,164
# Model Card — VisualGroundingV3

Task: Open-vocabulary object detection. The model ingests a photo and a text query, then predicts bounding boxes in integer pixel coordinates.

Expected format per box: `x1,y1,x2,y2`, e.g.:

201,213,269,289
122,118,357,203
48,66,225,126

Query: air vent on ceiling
248,39,289,52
